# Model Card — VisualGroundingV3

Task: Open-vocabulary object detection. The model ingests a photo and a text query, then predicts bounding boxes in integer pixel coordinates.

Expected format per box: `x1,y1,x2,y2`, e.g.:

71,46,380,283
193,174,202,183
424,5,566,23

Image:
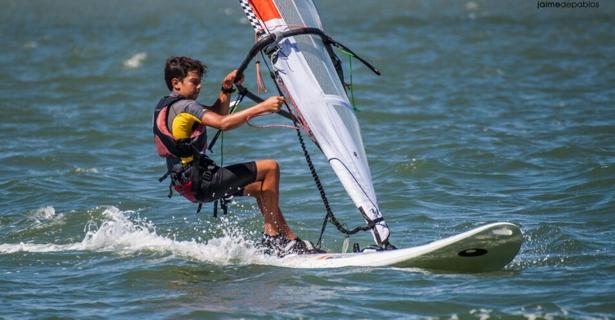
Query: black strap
221,86,236,94
158,170,171,183
213,197,229,218
221,198,228,216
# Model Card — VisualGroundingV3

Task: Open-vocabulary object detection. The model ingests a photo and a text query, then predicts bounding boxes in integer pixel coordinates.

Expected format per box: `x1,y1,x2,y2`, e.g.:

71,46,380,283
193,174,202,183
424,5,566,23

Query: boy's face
172,70,202,100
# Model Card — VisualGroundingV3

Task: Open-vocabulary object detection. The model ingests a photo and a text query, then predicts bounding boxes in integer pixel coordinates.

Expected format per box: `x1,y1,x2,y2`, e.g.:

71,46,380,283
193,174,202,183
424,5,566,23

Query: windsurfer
153,56,321,256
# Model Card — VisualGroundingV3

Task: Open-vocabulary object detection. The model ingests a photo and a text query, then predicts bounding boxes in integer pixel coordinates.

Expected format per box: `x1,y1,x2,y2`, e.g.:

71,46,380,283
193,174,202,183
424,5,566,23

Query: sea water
1,0,614,318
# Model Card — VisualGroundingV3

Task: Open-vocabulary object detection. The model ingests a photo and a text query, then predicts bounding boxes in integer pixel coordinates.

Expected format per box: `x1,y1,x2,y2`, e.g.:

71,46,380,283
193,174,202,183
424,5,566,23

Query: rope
211,93,245,218
338,48,359,112
293,118,372,249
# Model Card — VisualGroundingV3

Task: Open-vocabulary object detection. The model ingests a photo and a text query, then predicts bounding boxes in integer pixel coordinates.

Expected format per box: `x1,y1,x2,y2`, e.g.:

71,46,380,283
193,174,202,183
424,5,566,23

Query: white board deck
268,222,522,272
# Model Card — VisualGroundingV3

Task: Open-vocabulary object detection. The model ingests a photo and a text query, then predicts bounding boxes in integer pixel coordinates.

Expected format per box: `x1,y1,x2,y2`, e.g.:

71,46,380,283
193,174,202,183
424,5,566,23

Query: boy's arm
209,70,242,115
201,96,284,131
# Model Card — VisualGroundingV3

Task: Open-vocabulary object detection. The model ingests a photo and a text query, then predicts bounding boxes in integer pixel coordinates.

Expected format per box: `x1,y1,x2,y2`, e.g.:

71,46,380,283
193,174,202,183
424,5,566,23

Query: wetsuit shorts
199,161,257,202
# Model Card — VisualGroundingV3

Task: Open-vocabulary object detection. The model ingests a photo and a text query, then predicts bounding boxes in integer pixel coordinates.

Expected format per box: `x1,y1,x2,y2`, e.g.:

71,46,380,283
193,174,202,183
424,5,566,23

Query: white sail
240,0,390,245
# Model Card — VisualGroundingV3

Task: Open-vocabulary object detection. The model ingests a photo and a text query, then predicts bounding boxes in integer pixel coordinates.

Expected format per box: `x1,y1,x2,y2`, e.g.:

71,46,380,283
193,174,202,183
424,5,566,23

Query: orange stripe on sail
249,0,281,22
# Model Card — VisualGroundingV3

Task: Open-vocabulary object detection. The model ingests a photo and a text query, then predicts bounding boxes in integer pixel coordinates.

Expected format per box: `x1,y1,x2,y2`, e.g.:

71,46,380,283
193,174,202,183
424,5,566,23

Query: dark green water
1,0,614,318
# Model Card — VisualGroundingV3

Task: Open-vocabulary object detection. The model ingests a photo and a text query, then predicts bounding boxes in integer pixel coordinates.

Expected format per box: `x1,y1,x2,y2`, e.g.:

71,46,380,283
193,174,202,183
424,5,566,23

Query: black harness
153,96,219,212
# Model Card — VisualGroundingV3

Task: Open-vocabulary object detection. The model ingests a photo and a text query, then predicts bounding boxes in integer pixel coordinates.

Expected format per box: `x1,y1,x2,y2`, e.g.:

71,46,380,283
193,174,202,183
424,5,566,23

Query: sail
239,0,390,245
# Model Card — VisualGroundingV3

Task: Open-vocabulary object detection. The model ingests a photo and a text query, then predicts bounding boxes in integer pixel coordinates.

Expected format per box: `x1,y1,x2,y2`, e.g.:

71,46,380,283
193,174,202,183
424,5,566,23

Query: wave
122,52,147,69
0,206,272,267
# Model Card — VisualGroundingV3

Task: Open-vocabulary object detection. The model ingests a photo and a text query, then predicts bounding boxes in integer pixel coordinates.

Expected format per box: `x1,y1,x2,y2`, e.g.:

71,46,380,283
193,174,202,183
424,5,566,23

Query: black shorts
199,161,257,202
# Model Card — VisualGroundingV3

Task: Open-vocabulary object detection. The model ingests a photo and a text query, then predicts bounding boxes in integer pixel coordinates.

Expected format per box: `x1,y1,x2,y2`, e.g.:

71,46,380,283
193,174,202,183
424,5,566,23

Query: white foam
469,308,492,320
0,242,82,254
27,206,65,228
74,167,99,174
516,305,569,320
32,206,57,220
1,206,272,266
123,52,147,69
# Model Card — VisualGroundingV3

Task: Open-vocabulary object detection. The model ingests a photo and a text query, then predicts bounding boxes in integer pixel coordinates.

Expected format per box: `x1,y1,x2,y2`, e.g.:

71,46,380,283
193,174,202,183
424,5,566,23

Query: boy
153,56,320,256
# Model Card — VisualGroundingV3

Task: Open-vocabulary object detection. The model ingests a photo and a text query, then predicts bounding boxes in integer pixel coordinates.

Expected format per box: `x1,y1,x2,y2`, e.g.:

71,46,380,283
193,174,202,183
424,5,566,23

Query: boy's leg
243,159,297,240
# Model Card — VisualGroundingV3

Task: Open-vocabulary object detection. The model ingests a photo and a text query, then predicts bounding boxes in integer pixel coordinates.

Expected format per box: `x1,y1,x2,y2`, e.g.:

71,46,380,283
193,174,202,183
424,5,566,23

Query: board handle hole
458,248,488,257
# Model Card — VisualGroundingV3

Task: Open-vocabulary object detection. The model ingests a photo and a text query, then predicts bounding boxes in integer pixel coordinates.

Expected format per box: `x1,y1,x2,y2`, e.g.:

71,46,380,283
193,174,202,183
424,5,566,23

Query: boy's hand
223,69,244,88
262,96,285,113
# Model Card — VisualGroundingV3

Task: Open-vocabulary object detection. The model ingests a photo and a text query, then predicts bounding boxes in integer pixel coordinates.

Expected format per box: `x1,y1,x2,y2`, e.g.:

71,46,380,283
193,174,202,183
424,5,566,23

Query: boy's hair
164,56,207,90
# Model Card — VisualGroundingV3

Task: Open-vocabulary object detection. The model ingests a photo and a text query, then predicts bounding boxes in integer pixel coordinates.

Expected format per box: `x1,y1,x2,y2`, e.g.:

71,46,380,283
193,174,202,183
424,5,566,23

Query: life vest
153,95,207,159
153,95,211,204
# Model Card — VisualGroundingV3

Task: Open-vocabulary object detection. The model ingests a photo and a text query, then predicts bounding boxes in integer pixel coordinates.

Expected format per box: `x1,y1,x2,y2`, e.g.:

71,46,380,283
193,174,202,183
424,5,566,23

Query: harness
153,96,216,207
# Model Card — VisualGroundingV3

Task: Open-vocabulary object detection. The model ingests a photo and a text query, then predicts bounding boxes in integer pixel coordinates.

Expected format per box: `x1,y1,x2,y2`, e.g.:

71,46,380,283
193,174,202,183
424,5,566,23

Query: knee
260,159,279,174
267,159,279,172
